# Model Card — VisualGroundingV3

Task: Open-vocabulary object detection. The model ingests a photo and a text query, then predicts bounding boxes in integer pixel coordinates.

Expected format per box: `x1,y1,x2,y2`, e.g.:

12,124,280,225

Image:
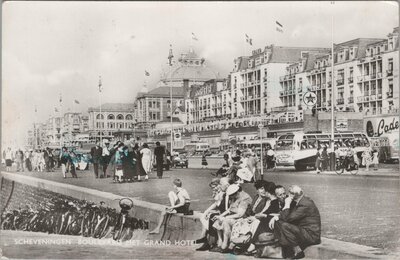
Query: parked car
172,154,189,168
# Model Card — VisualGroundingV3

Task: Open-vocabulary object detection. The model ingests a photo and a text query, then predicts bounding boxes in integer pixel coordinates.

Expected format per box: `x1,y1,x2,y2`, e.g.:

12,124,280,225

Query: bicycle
335,156,359,175
112,198,134,241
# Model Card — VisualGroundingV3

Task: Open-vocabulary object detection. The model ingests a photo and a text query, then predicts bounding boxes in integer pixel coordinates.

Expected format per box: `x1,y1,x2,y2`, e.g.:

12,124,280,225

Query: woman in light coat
140,143,152,180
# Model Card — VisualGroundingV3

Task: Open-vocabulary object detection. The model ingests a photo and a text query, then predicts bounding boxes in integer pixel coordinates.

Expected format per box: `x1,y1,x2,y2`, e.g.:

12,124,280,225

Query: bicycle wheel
93,217,108,238
350,164,359,175
335,161,343,175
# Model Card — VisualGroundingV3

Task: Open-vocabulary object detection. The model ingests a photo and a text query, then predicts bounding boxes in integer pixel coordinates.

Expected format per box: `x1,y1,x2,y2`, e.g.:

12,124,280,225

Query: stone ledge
1,172,395,259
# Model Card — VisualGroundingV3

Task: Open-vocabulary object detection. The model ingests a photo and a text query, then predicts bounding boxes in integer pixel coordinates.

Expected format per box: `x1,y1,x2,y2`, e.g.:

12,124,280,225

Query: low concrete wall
1,172,396,259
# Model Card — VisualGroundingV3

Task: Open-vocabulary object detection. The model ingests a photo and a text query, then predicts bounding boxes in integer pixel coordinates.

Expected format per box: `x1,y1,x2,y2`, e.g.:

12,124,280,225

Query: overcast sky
2,1,398,147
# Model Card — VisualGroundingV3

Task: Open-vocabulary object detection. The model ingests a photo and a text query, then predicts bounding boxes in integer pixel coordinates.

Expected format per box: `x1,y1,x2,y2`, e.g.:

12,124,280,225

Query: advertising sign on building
336,118,348,131
365,116,399,137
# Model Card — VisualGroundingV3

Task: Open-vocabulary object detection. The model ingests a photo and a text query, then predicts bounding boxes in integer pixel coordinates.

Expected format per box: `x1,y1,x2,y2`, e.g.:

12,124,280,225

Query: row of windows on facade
95,122,134,129
95,114,133,120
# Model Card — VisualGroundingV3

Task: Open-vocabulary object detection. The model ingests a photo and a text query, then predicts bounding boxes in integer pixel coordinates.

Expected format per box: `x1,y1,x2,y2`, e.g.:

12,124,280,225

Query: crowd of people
89,140,167,182
2,147,62,173
195,177,321,259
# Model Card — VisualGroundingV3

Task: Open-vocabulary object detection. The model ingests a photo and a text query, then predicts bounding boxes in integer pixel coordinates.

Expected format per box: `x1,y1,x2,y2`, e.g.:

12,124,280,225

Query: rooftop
136,86,184,99
88,103,135,112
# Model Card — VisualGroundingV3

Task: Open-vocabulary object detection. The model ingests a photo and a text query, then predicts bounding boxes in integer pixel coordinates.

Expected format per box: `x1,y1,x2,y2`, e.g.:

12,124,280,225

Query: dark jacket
279,196,321,246
90,146,103,164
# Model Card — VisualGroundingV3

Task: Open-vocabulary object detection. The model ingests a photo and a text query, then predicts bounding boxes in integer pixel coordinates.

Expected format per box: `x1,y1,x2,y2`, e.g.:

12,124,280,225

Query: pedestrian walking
122,144,136,182
132,143,144,181
15,150,24,172
362,146,373,171
321,147,329,171
5,147,13,172
202,152,208,169
68,151,78,178
140,143,152,181
90,142,103,178
315,147,322,173
372,149,379,171
154,142,165,179
59,147,70,179
114,143,125,183
101,141,111,178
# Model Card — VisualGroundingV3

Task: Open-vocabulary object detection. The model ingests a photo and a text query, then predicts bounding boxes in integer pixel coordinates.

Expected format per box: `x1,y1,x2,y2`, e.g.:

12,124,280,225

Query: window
345,49,349,60
126,114,133,120
107,114,115,120
96,114,104,120
299,78,303,88
117,114,124,120
388,58,393,73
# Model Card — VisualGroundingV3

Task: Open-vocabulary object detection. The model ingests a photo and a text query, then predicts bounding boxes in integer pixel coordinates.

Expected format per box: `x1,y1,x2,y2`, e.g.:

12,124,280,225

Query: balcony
264,92,268,97
298,87,303,93
364,96,370,102
357,76,364,82
348,97,354,104
327,82,332,88
387,92,393,98
316,85,321,90
370,95,376,101
321,83,326,89
288,90,293,95
348,77,353,84
371,73,376,80
263,77,268,82
233,83,237,89
357,96,364,103
377,72,383,79
387,70,393,77
336,78,344,86
377,93,383,100
336,98,344,105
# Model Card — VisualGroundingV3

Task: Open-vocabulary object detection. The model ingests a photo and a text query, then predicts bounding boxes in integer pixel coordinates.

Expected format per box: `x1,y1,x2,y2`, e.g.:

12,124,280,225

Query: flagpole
60,94,63,148
168,45,174,156
98,76,102,145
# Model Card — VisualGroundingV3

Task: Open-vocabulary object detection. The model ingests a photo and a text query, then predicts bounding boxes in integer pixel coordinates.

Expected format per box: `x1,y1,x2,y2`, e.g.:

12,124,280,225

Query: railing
387,92,393,98
377,72,383,78
357,96,363,102
321,83,326,89
336,78,344,85
348,97,354,103
370,95,376,101
364,96,370,102
337,98,344,105
348,77,353,84
377,93,383,100
371,73,376,80
387,70,393,77
279,91,284,96
316,85,321,90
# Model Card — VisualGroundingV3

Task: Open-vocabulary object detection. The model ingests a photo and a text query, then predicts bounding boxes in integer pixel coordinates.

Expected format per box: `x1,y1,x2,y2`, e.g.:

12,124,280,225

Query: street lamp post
330,10,336,171
168,45,174,155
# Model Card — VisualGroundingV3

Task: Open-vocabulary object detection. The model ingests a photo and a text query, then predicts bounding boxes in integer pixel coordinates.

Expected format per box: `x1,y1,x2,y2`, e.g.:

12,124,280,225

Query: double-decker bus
275,132,370,171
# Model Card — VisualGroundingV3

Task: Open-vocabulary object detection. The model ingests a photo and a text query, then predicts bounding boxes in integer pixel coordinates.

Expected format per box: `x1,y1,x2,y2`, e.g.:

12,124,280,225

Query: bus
275,132,370,171
184,142,210,155
236,139,277,158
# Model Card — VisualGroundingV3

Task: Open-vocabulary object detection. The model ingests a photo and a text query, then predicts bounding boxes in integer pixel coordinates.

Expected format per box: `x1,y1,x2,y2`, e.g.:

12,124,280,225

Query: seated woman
196,177,231,251
244,181,280,256
210,184,252,253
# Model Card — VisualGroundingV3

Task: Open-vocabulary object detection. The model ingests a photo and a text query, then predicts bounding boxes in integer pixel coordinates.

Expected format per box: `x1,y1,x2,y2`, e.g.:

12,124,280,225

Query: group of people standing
90,140,166,183
3,147,58,173
195,177,321,259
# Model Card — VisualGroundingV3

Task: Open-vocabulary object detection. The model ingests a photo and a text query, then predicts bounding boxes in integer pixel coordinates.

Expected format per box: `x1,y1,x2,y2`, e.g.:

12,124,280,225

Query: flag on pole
98,76,102,93
191,32,198,41
145,70,150,76
245,34,253,46
74,100,80,104
276,21,283,33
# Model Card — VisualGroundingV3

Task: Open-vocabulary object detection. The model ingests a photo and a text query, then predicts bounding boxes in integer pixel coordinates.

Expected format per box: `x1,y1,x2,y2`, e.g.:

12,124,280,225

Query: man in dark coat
90,142,103,178
269,185,321,259
154,142,165,179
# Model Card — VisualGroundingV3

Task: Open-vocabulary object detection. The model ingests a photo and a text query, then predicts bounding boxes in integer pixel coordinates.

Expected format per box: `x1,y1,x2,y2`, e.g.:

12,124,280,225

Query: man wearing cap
211,184,252,253
269,185,321,259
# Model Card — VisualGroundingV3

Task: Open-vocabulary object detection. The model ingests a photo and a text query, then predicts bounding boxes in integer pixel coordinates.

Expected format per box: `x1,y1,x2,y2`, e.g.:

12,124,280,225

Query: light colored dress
372,151,379,165
140,148,152,174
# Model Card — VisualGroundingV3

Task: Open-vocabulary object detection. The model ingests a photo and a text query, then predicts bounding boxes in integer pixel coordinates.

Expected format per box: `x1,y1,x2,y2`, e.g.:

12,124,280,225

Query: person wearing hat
101,140,111,178
210,184,252,253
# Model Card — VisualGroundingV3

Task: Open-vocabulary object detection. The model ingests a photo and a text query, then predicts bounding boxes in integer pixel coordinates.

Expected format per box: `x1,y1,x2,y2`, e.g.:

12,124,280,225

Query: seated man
167,178,191,214
210,184,252,253
269,185,321,259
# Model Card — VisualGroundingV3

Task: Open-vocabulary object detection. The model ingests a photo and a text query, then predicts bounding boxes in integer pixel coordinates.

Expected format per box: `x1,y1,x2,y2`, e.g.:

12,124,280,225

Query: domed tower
159,47,218,98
